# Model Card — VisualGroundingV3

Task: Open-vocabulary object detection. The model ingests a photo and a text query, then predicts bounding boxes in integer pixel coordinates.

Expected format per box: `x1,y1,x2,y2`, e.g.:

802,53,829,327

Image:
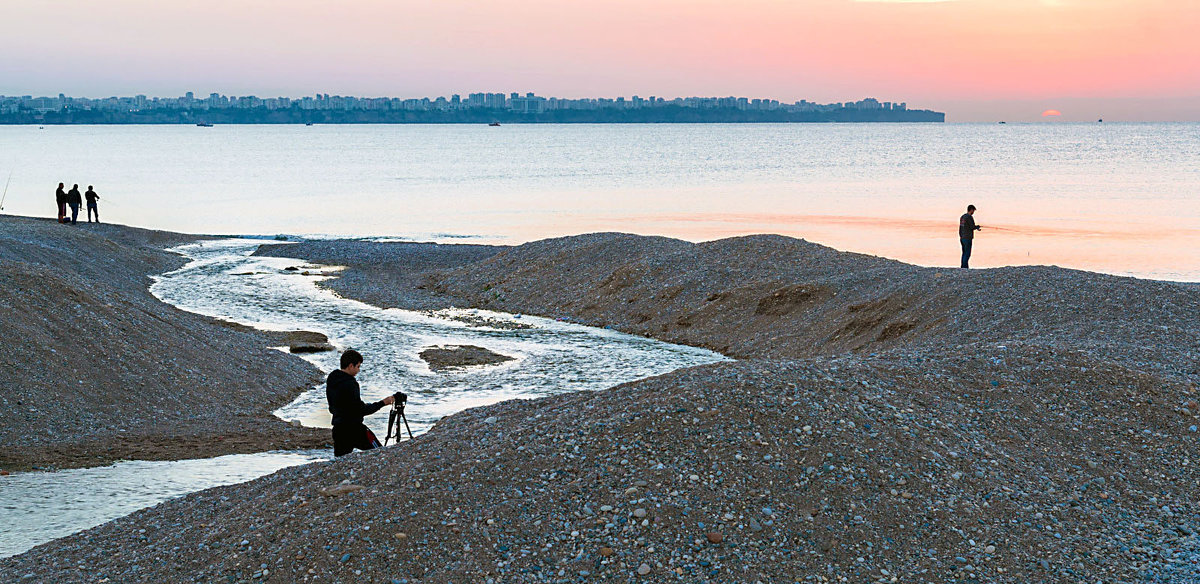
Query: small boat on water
488,121,501,127
196,121,214,127
305,122,314,126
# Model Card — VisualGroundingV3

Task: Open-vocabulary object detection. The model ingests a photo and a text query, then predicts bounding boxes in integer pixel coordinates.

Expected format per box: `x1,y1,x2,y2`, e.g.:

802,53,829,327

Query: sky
1,0,1197,121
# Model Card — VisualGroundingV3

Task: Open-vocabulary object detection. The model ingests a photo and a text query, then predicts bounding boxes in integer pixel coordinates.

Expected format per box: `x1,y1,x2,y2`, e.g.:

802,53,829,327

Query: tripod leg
401,408,414,440
385,407,398,446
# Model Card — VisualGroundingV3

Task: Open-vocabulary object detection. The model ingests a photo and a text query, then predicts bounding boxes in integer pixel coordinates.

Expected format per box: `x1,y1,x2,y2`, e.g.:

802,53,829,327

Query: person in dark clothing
959,204,982,268
85,186,100,223
327,349,398,457
66,184,82,225
55,183,67,223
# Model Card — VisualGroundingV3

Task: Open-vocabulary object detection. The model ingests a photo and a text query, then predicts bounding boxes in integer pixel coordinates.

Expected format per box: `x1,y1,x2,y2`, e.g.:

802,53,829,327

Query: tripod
384,400,413,445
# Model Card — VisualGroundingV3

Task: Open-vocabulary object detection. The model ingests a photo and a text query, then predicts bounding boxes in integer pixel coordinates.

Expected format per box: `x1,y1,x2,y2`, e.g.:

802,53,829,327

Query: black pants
960,237,973,269
332,423,380,457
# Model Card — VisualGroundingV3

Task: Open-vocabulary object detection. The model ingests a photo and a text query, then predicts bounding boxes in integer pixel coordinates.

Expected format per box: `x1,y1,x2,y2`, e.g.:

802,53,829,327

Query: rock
633,508,647,519
706,532,724,544
637,563,652,575
281,331,335,353
318,484,364,497
600,547,614,557
748,519,763,532
289,342,335,354
419,345,515,371
394,532,408,542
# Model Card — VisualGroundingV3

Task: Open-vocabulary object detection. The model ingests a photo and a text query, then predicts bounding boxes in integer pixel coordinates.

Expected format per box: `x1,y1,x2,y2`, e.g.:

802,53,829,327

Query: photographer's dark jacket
326,369,385,427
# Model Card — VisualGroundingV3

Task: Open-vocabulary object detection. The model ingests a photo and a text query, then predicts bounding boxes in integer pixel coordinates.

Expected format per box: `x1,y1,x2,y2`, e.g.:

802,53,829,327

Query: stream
0,239,725,558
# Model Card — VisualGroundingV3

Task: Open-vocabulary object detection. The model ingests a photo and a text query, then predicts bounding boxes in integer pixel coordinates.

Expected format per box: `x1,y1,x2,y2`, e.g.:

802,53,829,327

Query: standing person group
54,183,100,224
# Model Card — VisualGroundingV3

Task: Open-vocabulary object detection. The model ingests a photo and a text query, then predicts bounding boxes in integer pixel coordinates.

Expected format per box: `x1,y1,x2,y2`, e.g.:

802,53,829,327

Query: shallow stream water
0,240,724,558
151,239,725,433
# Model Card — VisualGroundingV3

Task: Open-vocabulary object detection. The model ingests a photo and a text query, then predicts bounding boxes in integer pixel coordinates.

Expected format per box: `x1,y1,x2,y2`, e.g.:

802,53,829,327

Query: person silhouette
959,204,982,268
66,184,82,225
55,183,67,223
85,186,100,223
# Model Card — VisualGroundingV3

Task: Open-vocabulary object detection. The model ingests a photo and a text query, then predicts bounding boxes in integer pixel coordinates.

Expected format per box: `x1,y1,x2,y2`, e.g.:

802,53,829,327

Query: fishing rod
0,169,12,211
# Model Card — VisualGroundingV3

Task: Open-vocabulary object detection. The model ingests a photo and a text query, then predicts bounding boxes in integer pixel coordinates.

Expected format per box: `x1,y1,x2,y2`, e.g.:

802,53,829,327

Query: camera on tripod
384,391,412,445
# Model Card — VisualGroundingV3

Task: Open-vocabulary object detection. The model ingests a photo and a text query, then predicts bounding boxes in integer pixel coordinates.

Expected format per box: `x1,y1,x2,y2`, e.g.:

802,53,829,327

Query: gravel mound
3,348,1196,582
5,230,1198,582
0,216,329,470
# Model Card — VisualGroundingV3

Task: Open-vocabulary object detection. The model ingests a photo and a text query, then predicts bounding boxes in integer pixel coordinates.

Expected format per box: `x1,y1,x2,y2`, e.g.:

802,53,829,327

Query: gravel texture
4,231,1198,583
0,216,329,471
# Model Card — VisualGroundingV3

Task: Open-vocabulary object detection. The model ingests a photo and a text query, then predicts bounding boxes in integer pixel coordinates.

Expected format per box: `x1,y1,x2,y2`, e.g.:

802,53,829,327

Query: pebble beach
2,225,1198,582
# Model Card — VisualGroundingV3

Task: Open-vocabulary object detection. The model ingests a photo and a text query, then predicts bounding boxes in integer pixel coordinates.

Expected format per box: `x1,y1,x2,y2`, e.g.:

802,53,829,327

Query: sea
1,122,1198,281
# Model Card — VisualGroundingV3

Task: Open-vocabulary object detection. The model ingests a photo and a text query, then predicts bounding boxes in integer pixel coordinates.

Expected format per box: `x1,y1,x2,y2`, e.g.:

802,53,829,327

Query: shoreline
3,221,1198,582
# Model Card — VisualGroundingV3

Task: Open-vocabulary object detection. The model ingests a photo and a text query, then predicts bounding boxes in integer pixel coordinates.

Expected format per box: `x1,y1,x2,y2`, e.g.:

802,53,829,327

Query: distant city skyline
2,1,1197,122
0,91,943,124
0,91,923,114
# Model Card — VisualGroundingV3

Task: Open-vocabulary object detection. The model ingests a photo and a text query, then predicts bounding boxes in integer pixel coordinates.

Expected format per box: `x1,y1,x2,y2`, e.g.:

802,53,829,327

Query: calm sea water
1,123,1197,280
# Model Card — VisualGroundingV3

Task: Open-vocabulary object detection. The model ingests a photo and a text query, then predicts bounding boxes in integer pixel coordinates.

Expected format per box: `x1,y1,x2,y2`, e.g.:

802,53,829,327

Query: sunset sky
2,0,1197,121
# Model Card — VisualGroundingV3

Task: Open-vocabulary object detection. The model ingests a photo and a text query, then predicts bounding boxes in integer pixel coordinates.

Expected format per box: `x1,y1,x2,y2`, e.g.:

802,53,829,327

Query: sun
1041,109,1062,117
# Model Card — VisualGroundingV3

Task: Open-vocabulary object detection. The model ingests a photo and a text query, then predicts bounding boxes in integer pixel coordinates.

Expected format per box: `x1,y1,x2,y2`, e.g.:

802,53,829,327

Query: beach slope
0,216,328,470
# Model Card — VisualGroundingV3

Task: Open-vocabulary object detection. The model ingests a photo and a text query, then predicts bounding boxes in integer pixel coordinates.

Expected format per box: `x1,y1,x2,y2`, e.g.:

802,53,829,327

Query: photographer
326,349,405,457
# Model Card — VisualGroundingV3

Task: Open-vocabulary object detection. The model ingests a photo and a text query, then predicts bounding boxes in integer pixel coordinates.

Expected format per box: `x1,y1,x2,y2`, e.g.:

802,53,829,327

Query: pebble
637,563,652,575
633,508,647,519
318,484,364,497
707,532,724,544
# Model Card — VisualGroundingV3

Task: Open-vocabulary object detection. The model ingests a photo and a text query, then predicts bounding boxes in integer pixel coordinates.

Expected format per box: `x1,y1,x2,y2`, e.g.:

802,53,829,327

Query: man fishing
85,185,100,223
959,204,982,268
326,349,402,457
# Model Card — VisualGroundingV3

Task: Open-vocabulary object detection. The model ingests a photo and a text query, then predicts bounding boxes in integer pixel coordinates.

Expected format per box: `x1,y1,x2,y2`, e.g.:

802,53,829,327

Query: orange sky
1,0,1197,120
